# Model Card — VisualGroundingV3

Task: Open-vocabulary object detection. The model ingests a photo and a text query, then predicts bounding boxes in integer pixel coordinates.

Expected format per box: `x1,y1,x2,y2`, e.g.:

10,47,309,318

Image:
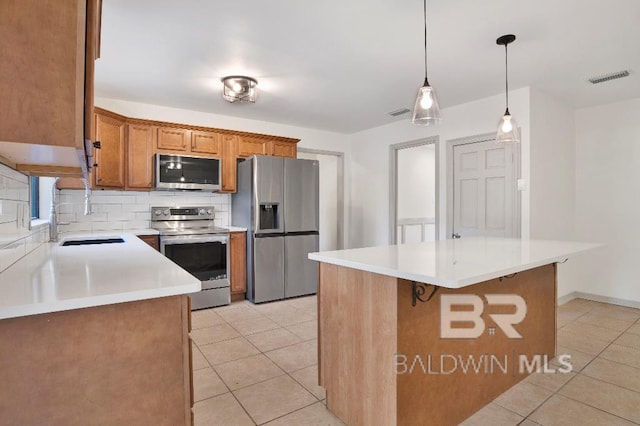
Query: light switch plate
517,179,526,191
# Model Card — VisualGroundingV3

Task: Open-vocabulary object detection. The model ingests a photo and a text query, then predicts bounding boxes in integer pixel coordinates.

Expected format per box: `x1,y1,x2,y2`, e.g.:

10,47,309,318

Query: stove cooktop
154,226,228,236
150,206,228,235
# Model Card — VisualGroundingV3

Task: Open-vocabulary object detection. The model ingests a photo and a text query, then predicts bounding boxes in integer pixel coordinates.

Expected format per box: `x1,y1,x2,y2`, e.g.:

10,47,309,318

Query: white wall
528,89,577,297
529,88,576,240
564,98,640,304
349,87,531,248
96,97,352,248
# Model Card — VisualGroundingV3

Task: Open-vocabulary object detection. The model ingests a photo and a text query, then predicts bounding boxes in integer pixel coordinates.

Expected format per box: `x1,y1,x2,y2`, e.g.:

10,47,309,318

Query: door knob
452,233,461,239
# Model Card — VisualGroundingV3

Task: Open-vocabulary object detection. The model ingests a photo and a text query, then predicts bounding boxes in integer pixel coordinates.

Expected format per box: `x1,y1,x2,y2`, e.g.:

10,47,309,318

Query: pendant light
495,34,519,143
411,0,442,125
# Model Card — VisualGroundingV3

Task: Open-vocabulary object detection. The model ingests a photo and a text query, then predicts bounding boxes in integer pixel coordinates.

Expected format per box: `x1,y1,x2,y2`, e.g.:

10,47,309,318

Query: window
29,176,39,220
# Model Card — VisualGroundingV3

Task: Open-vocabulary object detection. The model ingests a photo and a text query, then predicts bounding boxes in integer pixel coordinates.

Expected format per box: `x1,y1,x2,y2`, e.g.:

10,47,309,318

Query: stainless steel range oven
151,206,230,310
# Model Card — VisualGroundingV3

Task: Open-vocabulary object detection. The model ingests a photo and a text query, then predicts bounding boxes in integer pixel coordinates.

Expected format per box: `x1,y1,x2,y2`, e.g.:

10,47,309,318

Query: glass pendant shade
496,109,520,143
411,81,442,125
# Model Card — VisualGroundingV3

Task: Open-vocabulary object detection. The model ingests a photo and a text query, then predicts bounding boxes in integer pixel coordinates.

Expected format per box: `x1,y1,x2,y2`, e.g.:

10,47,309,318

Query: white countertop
131,228,160,236
61,229,160,239
0,233,200,320
226,226,247,232
309,237,601,288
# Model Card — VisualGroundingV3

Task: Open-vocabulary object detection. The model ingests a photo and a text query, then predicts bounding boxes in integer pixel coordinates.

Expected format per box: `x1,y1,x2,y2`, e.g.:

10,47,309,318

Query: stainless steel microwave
155,153,221,191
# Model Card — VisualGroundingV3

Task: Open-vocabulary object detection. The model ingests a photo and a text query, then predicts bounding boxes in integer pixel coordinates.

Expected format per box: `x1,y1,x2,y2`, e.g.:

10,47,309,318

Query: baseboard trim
558,291,640,309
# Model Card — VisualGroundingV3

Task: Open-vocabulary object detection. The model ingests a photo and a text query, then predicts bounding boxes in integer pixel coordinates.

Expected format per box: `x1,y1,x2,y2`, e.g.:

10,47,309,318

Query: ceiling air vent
588,70,630,84
388,108,411,117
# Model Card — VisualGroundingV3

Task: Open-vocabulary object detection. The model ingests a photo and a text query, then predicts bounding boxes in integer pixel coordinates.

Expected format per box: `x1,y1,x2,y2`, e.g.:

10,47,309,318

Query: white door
297,151,341,250
452,141,517,238
395,143,437,244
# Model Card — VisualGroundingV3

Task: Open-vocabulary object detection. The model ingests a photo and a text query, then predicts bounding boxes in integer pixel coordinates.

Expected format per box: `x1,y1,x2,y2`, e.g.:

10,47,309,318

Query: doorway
446,133,520,239
390,137,439,244
297,149,345,251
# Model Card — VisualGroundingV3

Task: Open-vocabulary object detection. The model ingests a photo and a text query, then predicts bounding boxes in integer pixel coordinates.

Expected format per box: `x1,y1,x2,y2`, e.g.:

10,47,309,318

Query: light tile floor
463,298,640,425
191,295,343,425
191,297,640,425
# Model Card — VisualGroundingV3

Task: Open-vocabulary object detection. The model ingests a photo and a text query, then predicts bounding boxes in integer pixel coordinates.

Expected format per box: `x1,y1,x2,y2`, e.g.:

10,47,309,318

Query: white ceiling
96,0,640,134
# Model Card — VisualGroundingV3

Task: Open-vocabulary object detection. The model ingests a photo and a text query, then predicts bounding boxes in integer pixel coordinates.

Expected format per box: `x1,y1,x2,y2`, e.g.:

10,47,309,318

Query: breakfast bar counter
309,237,598,426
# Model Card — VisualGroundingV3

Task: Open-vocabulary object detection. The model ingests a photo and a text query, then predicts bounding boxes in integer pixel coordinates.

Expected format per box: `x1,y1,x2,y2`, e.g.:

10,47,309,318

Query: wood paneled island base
317,263,557,426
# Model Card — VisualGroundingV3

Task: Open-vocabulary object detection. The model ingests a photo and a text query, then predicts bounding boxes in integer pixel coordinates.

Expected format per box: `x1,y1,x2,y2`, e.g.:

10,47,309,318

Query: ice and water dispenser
259,203,279,231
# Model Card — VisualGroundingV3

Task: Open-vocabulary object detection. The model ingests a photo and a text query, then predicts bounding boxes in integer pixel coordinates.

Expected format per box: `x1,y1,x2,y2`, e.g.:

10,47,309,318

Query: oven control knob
154,210,162,216
207,209,213,214
198,208,205,215
163,209,169,215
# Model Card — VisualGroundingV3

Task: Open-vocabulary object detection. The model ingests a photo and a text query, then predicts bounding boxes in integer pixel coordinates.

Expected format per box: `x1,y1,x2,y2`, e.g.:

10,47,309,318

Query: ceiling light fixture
411,0,442,125
495,34,519,143
221,75,258,103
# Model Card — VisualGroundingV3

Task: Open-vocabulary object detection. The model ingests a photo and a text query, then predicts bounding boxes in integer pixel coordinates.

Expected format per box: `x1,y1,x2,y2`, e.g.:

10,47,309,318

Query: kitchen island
0,233,200,425
309,237,598,426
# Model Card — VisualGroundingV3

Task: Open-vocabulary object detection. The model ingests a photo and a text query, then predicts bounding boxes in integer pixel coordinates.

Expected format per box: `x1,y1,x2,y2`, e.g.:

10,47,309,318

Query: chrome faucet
81,178,92,216
49,177,67,242
49,177,92,242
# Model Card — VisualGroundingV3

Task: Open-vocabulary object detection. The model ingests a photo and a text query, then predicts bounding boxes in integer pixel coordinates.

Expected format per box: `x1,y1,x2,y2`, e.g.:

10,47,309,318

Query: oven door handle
161,235,228,245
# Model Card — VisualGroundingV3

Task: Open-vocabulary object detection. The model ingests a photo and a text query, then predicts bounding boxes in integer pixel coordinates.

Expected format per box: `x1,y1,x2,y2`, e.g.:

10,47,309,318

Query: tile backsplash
58,189,231,234
0,163,49,273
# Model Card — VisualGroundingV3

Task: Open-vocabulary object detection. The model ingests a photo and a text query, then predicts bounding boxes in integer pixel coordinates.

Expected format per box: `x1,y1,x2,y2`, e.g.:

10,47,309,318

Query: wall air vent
588,70,630,84
388,108,411,117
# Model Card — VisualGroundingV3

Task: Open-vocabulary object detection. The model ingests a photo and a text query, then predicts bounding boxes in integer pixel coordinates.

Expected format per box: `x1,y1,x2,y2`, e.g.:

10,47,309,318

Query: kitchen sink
61,238,125,246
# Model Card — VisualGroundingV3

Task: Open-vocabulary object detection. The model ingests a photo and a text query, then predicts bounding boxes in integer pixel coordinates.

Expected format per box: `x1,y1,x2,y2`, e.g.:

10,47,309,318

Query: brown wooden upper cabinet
126,123,156,190
220,135,239,193
58,108,299,192
0,0,101,177
237,137,270,157
269,140,297,158
157,127,189,152
191,131,221,155
94,111,125,188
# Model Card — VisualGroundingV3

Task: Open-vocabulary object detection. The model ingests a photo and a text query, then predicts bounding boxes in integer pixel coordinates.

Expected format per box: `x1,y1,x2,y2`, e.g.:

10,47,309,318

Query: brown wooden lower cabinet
137,234,159,250
229,231,247,298
0,295,193,425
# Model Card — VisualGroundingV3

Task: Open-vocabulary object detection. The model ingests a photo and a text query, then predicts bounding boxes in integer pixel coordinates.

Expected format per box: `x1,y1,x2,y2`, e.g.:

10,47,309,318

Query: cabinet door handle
93,141,101,149
452,233,461,239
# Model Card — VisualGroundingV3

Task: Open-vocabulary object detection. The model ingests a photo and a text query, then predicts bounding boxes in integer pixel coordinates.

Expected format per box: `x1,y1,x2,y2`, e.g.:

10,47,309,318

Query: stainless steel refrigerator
232,156,319,303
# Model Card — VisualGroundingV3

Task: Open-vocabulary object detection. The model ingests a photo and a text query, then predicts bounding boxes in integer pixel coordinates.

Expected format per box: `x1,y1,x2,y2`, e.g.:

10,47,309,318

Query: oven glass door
163,239,227,288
